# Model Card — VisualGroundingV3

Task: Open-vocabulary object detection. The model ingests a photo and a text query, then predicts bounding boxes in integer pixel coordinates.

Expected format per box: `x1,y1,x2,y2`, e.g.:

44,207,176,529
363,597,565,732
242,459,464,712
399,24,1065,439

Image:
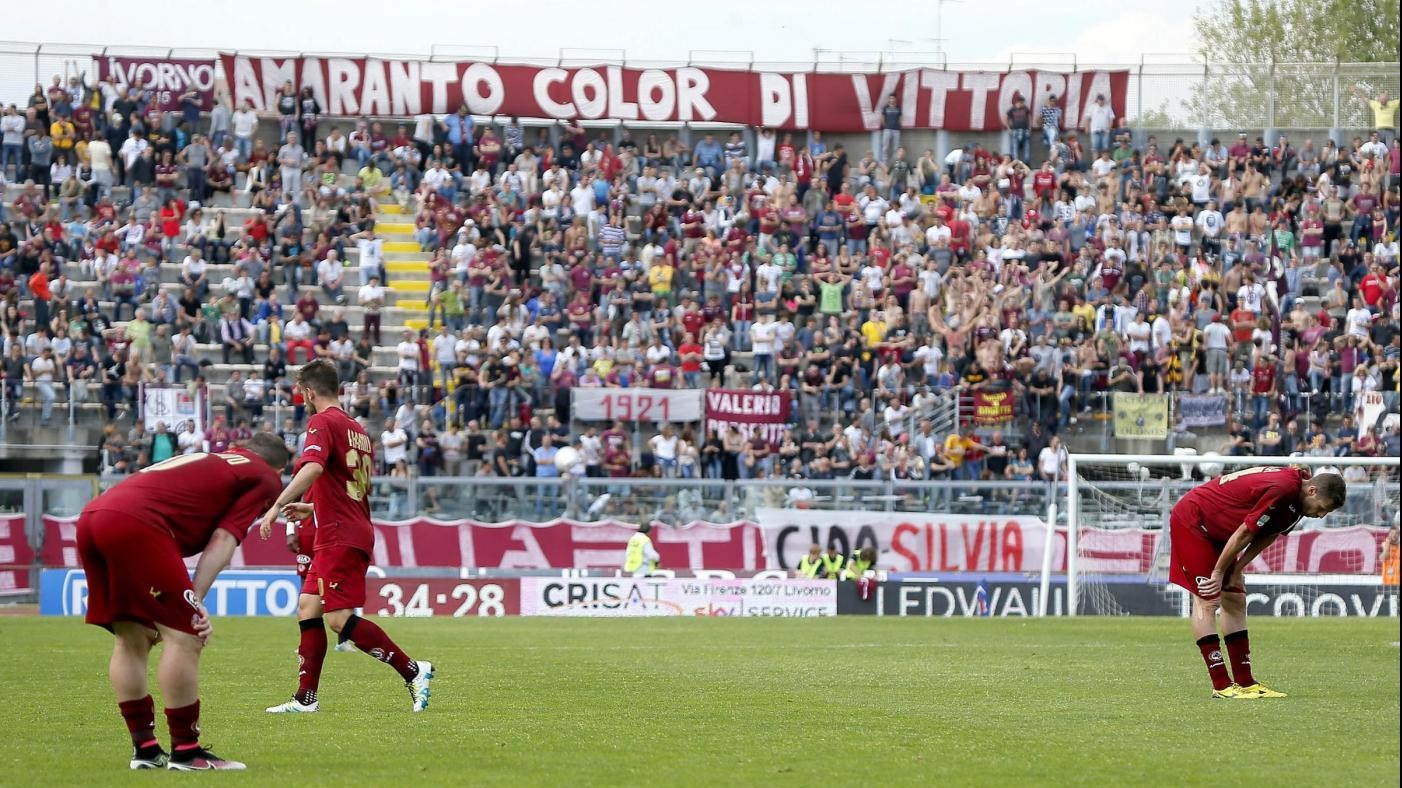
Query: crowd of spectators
0,73,1398,501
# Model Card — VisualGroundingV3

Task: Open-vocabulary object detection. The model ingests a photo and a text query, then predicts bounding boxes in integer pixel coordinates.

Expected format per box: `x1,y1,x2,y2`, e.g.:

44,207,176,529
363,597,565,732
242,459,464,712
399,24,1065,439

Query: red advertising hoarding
37,514,1391,576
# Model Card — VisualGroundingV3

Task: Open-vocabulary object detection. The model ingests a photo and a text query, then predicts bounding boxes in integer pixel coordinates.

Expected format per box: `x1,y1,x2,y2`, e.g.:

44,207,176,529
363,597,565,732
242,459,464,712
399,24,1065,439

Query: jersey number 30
345,448,373,502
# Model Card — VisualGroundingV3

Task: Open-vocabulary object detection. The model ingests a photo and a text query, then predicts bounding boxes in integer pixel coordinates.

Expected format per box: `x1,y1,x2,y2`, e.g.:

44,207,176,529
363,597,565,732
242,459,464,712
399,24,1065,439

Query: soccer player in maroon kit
1168,466,1346,698
260,359,433,713
77,433,290,770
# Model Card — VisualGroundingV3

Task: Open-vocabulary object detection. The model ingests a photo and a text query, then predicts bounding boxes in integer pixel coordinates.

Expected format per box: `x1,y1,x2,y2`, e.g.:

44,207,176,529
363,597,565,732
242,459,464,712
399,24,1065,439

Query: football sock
338,630,351,645
118,695,157,748
341,614,419,682
1224,630,1255,686
1196,635,1232,691
296,617,328,705
164,701,200,750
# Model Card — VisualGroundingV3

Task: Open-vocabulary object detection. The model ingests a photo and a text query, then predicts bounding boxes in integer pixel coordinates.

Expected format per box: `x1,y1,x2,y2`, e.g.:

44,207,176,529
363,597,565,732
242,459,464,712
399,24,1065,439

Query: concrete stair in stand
375,204,433,331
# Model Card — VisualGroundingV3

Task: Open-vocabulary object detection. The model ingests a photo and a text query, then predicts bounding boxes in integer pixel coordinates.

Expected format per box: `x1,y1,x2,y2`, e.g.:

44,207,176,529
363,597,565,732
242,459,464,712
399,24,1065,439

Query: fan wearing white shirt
467,166,492,195
396,330,421,392
648,424,681,477
353,228,386,283
1345,298,1374,338
1195,201,1224,252
860,262,885,295
755,260,782,298
749,315,778,385
1188,165,1214,205
1236,278,1266,315
422,161,452,193
316,250,345,304
859,190,889,225
1170,212,1194,251
570,181,595,216
380,418,409,470
1150,314,1173,352
1123,315,1152,357
432,326,458,388
924,220,952,248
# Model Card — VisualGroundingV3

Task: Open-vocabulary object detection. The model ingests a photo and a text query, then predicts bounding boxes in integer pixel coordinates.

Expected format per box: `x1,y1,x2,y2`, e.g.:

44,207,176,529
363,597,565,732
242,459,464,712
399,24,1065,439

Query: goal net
1064,453,1400,617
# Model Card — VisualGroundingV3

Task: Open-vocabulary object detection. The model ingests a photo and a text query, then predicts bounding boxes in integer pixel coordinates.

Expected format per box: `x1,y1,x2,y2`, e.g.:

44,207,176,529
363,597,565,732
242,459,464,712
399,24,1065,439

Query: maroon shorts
77,510,202,636
301,544,370,611
294,520,316,579
1168,501,1246,600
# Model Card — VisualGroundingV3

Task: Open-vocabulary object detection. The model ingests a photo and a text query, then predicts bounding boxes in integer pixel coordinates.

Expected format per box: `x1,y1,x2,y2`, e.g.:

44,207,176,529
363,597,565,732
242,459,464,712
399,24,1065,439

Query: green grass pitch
0,617,1397,786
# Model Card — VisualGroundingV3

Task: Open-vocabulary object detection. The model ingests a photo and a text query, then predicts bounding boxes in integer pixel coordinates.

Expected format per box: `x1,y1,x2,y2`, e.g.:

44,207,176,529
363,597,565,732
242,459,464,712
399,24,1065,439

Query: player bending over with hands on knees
1168,466,1346,699
77,432,290,771
259,359,433,714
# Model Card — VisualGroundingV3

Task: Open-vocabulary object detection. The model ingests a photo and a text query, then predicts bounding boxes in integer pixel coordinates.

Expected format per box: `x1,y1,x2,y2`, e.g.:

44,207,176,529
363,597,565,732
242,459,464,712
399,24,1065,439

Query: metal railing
0,43,1394,134
110,474,1067,523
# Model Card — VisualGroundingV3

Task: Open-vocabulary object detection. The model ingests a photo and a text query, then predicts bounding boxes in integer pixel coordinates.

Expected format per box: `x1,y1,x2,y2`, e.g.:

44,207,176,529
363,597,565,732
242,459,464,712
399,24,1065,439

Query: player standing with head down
1169,466,1346,698
260,359,433,713
78,433,290,771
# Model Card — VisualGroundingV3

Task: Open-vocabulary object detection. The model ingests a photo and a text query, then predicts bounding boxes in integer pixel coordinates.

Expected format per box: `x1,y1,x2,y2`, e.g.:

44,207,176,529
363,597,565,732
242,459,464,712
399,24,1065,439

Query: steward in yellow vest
797,544,824,578
820,546,845,579
842,547,877,581
624,523,660,577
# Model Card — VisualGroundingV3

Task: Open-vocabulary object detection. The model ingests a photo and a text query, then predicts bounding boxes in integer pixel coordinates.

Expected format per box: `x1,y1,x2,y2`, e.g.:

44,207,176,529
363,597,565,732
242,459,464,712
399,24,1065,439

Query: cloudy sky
6,0,1203,67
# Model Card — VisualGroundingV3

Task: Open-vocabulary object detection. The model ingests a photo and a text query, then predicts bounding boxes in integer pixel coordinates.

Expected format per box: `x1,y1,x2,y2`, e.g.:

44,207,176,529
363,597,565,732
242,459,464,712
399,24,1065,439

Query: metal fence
1,42,1395,134
83,473,1397,528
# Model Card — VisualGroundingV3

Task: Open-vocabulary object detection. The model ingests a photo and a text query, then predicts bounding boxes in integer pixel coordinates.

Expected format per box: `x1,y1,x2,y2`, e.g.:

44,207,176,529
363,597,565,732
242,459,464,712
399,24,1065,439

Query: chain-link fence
0,42,1396,135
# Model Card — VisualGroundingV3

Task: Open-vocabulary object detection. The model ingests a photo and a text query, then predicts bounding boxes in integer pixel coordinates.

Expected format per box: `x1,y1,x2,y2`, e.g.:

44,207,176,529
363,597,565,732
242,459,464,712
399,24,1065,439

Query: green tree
1189,0,1400,129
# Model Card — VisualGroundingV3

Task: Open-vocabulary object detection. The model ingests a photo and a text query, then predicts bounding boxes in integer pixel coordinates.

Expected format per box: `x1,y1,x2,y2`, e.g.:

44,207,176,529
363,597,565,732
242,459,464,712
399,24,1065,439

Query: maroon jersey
297,406,375,554
83,449,280,556
1251,364,1276,395
1180,466,1308,544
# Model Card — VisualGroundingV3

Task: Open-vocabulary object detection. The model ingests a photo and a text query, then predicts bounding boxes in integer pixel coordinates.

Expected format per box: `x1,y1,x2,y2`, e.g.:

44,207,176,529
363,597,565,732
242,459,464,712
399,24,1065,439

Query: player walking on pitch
77,433,290,771
260,359,433,713
1168,466,1346,699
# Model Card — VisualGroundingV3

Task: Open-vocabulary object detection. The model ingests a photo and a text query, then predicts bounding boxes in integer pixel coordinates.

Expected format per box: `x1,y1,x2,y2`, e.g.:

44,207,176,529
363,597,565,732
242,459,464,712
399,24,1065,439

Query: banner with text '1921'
219,54,1128,132
571,388,702,423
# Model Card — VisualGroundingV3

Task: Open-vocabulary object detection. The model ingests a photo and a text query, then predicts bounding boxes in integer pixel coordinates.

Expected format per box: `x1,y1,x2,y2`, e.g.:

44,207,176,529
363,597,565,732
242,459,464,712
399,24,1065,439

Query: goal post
1064,453,1401,617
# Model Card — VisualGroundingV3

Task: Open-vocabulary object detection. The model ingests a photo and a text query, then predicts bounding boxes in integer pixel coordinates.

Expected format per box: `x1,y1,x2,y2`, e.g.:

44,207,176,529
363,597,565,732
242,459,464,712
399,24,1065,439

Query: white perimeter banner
519,576,836,617
571,388,703,423
756,508,1391,576
757,508,1059,574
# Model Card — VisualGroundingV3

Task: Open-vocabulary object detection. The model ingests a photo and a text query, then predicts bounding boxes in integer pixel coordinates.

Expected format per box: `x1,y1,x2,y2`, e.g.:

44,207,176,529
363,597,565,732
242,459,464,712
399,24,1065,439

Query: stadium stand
1,74,1398,519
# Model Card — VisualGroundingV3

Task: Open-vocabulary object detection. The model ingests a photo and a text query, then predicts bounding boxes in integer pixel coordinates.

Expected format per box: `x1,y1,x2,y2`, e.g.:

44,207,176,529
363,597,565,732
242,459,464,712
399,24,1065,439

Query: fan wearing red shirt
678,334,704,387
1031,163,1058,202
1359,265,1391,308
1169,466,1345,699
260,360,433,714
77,435,289,771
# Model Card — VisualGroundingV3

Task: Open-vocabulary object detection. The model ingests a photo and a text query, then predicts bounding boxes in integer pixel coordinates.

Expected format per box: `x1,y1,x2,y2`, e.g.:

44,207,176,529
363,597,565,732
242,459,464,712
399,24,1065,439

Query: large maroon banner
705,388,791,448
220,54,1128,132
96,56,217,111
